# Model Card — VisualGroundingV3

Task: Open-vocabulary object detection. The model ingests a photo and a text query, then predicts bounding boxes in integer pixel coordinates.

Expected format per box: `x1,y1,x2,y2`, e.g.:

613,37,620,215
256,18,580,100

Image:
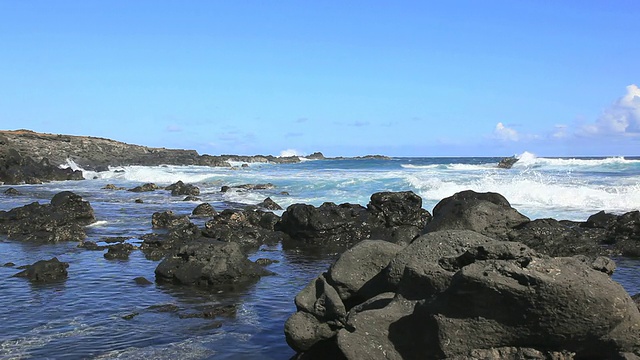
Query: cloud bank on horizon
491,84,640,156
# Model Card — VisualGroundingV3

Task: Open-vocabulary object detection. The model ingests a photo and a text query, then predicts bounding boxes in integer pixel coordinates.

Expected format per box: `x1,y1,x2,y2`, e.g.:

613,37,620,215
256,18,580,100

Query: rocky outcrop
497,156,519,169
13,257,69,282
508,218,605,257
154,239,273,289
256,197,283,210
277,191,431,249
285,230,640,359
165,180,200,196
0,147,84,184
0,130,311,170
192,203,218,217
202,209,286,251
0,191,95,242
424,190,529,240
128,183,159,192
582,210,640,256
221,183,276,192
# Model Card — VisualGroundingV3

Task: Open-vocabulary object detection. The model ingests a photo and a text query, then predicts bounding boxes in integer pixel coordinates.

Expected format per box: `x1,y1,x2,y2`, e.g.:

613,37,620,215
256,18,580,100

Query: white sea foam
406,170,640,220
92,165,225,185
87,220,109,227
513,151,640,168
278,149,301,157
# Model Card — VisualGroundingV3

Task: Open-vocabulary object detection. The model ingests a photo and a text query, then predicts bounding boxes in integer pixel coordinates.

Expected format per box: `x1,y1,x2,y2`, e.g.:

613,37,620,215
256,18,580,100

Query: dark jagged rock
366,191,432,245
256,197,283,210
581,210,640,256
182,195,200,201
102,184,125,190
0,147,84,184
305,152,325,160
134,276,153,286
165,180,200,196
277,202,370,248
104,243,136,260
154,239,273,289
202,209,287,251
192,203,217,217
3,187,21,195
78,241,105,250
221,183,276,192
151,210,190,229
424,190,530,240
508,218,605,257
277,191,431,249
254,258,279,266
127,183,159,192
497,156,519,169
0,191,95,242
13,257,69,283
285,230,640,359
141,218,201,260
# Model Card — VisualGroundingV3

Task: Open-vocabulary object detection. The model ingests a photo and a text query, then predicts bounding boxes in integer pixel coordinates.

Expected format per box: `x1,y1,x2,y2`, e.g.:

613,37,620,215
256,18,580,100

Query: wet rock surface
0,191,95,242
0,147,83,184
277,191,431,249
285,230,640,359
13,257,69,283
154,239,274,289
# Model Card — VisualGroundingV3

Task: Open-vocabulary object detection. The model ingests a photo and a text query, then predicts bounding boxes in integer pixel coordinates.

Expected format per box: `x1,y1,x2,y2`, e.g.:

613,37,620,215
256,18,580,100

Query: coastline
1,130,639,358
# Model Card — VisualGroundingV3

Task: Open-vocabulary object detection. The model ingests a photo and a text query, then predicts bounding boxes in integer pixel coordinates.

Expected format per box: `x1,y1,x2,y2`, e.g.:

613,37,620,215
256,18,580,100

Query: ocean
1,153,639,359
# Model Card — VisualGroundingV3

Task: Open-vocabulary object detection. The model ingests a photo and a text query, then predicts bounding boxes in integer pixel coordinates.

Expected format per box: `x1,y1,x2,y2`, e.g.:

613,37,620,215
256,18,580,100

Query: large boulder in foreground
155,239,273,289
285,230,640,359
0,191,95,242
277,191,431,249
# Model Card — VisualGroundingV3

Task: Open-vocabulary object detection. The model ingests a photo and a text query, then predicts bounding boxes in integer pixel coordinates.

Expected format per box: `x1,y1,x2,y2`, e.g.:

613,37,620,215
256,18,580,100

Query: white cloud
551,124,569,139
581,84,640,136
493,122,519,141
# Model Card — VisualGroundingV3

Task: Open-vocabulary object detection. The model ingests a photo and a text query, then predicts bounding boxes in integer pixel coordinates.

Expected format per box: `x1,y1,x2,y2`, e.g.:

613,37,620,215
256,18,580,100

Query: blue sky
1,1,638,157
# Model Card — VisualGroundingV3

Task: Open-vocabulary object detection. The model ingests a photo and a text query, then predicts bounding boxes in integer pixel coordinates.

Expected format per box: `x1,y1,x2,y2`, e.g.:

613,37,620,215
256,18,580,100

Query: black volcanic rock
0,147,84,185
497,156,519,168
277,191,431,249
155,239,273,288
13,257,69,283
424,190,530,240
0,191,95,242
256,197,283,210
192,203,217,217
285,231,640,359
3,187,21,195
128,183,159,192
165,180,200,196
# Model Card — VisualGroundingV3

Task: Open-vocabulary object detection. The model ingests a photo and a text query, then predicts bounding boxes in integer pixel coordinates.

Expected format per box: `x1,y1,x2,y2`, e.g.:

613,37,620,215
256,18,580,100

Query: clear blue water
1,154,639,359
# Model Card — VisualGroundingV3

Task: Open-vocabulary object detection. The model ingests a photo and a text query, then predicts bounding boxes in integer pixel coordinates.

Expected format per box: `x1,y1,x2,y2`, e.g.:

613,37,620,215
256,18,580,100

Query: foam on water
513,151,640,169
92,165,226,185
407,169,640,220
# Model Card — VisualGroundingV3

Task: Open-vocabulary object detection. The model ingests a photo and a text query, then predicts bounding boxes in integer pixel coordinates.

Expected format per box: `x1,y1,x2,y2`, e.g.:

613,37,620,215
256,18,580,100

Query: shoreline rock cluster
2,184,640,357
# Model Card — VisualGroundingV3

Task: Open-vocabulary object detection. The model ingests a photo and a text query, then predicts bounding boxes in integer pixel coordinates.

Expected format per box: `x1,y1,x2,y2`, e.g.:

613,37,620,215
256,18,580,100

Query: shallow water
1,155,639,359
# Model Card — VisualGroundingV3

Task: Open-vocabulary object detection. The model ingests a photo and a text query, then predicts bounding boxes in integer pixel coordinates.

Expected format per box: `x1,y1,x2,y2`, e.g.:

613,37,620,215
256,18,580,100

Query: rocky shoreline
1,183,639,358
1,130,639,358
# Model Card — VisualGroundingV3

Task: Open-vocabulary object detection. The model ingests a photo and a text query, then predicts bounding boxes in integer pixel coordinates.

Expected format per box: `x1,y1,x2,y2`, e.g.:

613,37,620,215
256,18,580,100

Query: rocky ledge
0,129,306,172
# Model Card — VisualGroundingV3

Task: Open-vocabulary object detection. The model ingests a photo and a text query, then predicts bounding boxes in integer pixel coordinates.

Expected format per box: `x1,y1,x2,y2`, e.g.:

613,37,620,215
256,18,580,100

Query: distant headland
0,129,396,184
